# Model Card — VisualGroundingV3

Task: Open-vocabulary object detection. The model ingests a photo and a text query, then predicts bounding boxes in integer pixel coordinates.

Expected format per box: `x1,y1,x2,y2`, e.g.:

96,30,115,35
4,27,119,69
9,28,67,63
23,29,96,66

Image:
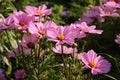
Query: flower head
103,0,120,4
13,13,34,30
99,6,119,17
0,15,15,31
15,69,26,79
20,34,38,49
104,1,120,8
83,6,100,18
77,50,111,75
83,6,105,22
47,26,77,45
0,74,6,80
25,4,52,17
28,21,52,38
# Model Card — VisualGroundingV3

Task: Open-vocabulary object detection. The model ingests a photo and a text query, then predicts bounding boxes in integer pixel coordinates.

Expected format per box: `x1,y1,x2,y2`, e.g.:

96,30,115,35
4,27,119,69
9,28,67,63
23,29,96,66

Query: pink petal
47,30,58,38
23,35,29,42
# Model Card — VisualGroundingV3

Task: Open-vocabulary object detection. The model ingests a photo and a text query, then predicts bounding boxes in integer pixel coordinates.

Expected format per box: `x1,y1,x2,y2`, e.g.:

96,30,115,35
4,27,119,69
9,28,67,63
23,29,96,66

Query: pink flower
115,34,120,45
13,13,34,30
0,74,6,80
8,34,38,57
0,15,15,31
15,69,26,79
44,21,58,29
25,4,52,17
83,6,105,22
99,6,119,17
83,6,100,18
103,0,120,4
104,1,120,8
77,50,111,75
28,21,51,38
7,51,16,58
20,34,38,49
7,46,31,58
47,26,77,45
76,22,103,34
25,6,37,16
70,23,87,38
12,10,25,16
52,45,77,54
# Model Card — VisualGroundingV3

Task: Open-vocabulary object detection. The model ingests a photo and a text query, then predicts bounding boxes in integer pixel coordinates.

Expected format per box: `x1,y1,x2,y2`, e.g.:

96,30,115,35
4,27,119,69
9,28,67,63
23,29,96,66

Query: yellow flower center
89,62,96,68
19,21,27,26
106,11,111,15
57,34,65,41
38,30,46,35
37,10,43,15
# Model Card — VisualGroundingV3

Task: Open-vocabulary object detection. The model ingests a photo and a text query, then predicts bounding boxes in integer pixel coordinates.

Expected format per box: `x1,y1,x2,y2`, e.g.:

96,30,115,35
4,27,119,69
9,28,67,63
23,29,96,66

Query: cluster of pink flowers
0,3,113,79
76,0,120,24
0,4,52,32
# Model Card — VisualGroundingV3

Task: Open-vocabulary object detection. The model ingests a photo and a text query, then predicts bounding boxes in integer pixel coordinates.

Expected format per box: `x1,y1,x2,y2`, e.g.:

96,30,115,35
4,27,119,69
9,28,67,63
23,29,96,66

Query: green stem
81,40,87,52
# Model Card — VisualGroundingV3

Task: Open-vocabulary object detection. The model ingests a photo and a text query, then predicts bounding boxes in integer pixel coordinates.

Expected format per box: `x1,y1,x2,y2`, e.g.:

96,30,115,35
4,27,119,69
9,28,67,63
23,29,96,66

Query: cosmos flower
25,4,52,17
0,15,15,32
47,26,77,45
12,10,25,16
7,46,31,58
70,23,87,38
104,1,120,8
28,21,53,38
20,34,38,49
0,74,6,80
15,69,26,79
99,6,119,17
83,6,100,18
13,13,34,30
52,45,77,54
77,50,111,75
103,0,120,4
83,6,105,22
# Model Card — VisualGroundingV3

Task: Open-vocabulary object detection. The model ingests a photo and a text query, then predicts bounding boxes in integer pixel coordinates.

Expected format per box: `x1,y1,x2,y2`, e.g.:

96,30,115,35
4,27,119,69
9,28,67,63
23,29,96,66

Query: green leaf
2,56,12,75
2,56,10,66
9,31,18,49
103,74,117,80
